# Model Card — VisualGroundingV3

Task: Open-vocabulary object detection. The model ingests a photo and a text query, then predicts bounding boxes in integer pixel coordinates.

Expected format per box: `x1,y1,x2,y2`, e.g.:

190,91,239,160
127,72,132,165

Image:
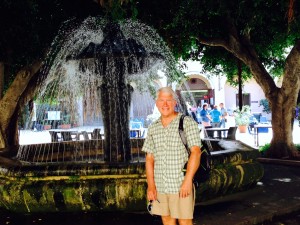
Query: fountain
36,18,172,163
69,22,164,162
0,17,264,213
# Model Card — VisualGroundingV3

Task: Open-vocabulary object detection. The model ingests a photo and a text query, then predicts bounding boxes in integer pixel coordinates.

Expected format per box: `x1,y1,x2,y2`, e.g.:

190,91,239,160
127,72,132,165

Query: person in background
219,103,228,128
200,103,211,127
219,103,228,137
142,87,201,225
209,105,221,128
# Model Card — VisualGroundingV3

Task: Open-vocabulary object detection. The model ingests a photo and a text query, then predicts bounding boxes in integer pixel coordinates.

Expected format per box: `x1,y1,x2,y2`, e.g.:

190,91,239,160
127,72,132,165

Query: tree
136,0,300,159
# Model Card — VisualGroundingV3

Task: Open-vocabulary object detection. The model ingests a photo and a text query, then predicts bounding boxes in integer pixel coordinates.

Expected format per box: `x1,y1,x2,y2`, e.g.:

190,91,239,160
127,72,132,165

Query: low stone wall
0,140,264,213
16,138,144,163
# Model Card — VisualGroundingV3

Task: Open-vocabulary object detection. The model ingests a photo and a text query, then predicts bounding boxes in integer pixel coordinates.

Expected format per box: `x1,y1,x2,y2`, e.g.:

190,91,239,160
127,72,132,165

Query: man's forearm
185,146,201,180
145,153,155,188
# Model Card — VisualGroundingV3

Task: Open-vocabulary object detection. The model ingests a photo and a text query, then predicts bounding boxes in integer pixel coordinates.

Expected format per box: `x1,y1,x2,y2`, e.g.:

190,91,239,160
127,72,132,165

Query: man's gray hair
156,87,178,101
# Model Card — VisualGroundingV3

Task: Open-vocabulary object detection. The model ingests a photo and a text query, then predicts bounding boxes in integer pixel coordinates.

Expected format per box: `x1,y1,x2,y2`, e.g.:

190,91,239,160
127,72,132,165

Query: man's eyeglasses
147,199,160,215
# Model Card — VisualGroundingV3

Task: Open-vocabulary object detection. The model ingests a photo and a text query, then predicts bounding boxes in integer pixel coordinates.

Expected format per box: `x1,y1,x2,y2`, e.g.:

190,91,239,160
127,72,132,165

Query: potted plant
60,114,71,129
43,120,52,130
234,105,251,133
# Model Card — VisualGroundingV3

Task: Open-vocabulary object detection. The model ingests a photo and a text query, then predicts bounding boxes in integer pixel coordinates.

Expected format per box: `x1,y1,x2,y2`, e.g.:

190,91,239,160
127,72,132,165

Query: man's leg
178,219,193,225
161,216,177,225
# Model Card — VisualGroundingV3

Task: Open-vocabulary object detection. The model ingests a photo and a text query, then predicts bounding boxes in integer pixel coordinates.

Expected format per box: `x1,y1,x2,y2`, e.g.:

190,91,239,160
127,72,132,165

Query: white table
254,124,272,146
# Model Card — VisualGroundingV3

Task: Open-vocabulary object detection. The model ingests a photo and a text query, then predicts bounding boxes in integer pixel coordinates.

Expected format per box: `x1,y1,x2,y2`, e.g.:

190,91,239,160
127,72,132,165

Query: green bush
259,143,300,153
259,143,271,153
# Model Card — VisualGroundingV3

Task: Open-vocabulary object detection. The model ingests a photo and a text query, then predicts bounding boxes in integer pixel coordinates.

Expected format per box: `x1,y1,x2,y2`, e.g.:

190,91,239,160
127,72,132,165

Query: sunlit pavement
19,118,300,147
19,126,105,145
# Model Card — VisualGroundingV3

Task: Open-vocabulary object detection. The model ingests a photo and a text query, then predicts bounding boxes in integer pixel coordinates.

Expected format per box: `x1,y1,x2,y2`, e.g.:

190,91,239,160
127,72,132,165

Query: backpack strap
179,115,191,155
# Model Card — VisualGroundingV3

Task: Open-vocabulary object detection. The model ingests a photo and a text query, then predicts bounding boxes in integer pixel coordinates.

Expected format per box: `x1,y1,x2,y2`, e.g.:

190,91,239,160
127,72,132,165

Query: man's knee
161,215,177,225
178,219,193,225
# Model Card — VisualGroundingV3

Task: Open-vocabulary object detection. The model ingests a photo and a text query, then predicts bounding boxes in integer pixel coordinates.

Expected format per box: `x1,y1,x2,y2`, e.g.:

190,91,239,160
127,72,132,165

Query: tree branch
196,35,228,48
197,16,278,99
281,40,300,96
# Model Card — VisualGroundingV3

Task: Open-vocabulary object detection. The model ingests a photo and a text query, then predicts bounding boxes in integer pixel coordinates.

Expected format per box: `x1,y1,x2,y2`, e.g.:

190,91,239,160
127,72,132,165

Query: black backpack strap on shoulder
179,115,191,155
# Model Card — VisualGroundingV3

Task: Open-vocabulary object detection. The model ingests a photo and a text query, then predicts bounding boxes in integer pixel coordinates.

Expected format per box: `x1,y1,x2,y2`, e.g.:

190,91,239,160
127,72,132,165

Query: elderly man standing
142,87,201,225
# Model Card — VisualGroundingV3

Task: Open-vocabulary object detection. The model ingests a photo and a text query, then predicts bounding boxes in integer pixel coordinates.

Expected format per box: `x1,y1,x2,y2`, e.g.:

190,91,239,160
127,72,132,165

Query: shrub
259,143,271,153
259,143,300,153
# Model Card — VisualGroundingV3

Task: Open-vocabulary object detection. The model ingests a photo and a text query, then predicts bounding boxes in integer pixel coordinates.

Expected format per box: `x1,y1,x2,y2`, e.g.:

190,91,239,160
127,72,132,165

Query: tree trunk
244,41,300,159
199,22,300,159
265,42,300,159
267,92,298,158
237,60,243,110
0,60,42,152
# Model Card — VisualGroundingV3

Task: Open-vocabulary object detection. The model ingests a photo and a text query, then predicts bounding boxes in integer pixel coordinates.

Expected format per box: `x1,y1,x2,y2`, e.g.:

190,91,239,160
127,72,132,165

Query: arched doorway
176,75,214,108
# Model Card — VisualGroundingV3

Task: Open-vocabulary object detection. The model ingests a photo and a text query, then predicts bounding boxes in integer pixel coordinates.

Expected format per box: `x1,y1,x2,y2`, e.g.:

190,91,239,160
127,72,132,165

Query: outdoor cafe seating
49,128,103,142
49,130,78,142
203,126,237,140
130,119,144,138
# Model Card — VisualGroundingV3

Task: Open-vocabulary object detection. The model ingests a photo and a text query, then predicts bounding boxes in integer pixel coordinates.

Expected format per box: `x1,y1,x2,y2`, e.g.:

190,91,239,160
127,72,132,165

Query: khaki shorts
151,190,195,219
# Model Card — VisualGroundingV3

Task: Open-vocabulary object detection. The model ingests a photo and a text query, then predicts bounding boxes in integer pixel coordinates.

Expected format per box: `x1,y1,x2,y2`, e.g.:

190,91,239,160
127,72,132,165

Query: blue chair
130,130,137,137
258,116,269,133
248,116,258,134
260,116,268,123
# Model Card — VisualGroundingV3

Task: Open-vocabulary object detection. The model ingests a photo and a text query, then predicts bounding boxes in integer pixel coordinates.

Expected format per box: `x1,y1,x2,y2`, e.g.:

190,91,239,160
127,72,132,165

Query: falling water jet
66,21,164,162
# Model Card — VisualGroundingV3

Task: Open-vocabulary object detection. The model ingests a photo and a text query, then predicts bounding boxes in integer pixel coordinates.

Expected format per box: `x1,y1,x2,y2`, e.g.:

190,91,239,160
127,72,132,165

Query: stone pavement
191,162,300,225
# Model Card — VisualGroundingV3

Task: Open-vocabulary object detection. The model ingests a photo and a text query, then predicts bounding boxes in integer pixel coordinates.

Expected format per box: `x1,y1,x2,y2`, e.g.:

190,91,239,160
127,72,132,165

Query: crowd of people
189,102,228,128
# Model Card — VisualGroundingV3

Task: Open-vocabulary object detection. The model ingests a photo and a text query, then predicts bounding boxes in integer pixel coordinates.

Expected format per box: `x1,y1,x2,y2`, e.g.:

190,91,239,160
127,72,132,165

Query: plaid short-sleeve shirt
142,113,201,194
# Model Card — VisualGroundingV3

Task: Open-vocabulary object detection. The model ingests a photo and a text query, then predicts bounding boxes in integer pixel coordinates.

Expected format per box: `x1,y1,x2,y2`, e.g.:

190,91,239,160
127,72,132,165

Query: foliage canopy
136,0,300,84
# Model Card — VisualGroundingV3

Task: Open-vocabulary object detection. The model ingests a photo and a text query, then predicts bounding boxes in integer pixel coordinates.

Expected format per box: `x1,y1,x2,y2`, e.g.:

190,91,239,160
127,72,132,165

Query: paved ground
193,162,300,225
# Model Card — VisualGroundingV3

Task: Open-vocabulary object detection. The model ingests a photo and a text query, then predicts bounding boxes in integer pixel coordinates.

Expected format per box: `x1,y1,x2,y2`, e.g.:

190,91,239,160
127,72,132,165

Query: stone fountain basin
0,139,263,213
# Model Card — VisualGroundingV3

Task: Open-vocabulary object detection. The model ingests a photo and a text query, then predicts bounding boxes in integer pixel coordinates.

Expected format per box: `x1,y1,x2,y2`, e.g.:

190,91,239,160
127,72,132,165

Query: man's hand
179,178,193,198
147,185,157,201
